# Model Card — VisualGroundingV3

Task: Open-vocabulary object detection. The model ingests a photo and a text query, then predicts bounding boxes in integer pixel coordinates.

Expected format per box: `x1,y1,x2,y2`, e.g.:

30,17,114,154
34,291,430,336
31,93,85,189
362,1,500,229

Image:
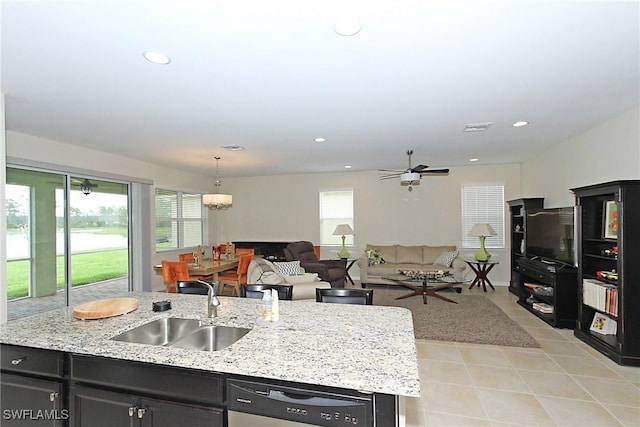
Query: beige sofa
247,258,331,300
357,244,468,286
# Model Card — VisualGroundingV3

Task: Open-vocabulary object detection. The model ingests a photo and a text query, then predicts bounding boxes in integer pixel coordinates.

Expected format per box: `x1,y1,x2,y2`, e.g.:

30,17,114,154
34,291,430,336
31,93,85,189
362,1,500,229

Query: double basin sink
112,317,251,352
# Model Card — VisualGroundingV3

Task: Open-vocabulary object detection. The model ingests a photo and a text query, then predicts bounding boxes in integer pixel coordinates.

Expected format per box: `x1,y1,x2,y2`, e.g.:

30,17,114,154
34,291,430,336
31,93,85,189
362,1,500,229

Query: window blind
319,190,354,246
461,184,505,248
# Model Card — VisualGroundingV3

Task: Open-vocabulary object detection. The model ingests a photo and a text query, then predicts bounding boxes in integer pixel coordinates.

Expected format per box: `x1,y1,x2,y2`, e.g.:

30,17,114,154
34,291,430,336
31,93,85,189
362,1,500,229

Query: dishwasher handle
268,390,364,408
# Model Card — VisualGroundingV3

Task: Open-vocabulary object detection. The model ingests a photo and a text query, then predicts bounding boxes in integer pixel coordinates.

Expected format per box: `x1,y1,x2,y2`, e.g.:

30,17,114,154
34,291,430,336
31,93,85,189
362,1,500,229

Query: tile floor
400,285,640,427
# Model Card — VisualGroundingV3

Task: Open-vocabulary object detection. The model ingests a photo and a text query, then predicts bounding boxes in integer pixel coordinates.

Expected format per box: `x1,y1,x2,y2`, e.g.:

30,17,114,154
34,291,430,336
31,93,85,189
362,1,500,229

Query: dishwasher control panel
227,378,372,426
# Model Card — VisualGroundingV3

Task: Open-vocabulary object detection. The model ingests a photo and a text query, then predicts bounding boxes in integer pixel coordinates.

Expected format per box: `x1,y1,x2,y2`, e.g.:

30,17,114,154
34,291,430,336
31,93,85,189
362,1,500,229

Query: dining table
154,258,239,281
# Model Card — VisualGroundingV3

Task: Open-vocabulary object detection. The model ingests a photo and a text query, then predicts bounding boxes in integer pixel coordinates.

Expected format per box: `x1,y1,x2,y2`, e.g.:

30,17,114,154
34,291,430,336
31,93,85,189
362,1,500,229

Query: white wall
522,107,640,207
221,163,523,284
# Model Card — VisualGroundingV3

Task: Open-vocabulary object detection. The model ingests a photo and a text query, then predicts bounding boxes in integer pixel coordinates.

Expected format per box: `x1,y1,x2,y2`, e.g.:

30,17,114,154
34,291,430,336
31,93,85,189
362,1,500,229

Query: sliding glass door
5,167,131,320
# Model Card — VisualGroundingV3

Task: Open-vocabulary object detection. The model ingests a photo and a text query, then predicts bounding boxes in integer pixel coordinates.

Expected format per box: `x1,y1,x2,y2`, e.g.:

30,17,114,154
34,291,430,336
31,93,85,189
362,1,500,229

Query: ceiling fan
71,178,98,195
378,150,450,191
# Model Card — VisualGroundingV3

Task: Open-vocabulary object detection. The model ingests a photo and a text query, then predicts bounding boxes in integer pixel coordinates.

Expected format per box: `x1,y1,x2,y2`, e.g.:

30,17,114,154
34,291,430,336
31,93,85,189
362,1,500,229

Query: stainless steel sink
111,317,250,351
172,325,251,352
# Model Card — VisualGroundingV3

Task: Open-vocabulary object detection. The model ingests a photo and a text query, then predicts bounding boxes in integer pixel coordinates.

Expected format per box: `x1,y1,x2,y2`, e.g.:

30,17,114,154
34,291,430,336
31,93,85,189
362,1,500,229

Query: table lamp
333,224,354,259
468,223,497,261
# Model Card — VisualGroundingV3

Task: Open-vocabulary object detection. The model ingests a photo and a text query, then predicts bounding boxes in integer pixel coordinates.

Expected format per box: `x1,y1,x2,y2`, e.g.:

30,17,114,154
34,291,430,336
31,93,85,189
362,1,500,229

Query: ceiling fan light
400,172,421,185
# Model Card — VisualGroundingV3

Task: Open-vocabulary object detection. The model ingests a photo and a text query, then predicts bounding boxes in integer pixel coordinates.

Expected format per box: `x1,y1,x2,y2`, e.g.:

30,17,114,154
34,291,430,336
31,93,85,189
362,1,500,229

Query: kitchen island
0,292,420,426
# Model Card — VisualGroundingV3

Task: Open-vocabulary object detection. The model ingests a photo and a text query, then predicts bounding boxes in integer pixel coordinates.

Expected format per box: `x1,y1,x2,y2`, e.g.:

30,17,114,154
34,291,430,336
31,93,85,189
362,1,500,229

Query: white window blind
155,189,204,251
319,190,354,246
461,184,505,248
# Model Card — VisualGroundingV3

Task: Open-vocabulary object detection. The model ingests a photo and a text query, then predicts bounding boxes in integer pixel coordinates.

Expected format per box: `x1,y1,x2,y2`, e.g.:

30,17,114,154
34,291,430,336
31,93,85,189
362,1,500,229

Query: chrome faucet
197,280,220,318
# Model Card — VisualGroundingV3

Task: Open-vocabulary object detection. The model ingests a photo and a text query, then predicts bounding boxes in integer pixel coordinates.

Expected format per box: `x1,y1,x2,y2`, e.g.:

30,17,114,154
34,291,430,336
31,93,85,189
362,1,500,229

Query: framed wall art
603,200,618,240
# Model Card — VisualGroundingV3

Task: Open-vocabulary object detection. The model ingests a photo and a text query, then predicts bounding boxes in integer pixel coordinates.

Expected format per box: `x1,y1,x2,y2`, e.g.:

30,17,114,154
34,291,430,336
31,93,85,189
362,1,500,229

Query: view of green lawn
6,249,128,299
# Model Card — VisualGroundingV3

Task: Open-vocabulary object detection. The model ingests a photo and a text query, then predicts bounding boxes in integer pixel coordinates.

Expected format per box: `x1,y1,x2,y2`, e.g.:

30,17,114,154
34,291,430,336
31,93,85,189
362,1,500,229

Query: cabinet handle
128,406,136,417
11,357,26,365
49,392,59,402
137,407,146,419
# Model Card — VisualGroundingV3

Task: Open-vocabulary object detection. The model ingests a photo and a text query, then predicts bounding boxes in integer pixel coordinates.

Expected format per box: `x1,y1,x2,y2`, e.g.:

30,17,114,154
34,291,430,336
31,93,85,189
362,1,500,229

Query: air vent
464,122,493,132
221,144,244,151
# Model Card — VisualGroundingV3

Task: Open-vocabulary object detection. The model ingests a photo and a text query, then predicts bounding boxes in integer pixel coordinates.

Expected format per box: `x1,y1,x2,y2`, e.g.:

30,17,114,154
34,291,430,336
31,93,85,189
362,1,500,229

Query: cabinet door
139,397,223,427
1,373,65,427
70,385,136,427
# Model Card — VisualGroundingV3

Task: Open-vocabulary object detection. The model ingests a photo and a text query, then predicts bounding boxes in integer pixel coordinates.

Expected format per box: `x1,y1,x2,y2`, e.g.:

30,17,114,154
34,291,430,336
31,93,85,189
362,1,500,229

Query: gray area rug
373,289,540,348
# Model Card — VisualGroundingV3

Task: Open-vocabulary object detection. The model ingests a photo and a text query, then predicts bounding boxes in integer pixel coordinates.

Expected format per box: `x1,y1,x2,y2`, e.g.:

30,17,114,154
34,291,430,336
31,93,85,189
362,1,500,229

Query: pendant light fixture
203,157,233,209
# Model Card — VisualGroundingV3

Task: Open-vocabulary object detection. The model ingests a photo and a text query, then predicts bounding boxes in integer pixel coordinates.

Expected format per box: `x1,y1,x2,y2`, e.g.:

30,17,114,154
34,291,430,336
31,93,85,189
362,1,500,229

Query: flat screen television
526,207,576,266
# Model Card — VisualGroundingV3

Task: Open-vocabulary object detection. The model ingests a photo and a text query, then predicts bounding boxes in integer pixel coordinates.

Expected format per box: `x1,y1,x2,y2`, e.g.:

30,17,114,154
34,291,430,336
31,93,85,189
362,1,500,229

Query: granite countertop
0,292,420,397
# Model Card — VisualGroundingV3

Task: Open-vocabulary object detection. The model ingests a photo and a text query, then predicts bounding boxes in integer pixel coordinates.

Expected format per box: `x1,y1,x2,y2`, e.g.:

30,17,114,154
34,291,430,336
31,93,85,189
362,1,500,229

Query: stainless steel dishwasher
227,377,374,427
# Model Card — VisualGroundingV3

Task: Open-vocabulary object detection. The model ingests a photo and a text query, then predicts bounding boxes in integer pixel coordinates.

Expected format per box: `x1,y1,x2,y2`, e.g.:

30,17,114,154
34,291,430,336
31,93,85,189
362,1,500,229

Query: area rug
373,289,539,348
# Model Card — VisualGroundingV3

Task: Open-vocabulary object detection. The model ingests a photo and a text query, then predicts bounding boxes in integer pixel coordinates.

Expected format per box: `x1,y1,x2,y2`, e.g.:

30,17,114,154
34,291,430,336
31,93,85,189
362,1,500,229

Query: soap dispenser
261,290,272,322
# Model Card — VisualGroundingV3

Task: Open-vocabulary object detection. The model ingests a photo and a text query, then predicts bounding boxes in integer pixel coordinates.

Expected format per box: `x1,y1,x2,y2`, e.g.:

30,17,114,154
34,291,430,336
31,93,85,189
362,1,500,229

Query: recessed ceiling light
334,17,362,36
512,121,529,127
469,158,479,162
221,144,244,151
143,51,171,65
464,122,492,132
314,137,326,143
344,165,352,169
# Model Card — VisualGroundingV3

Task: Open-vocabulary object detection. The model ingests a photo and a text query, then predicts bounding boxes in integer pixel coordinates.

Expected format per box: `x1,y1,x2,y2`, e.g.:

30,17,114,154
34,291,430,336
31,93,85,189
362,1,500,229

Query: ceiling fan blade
411,164,429,172
379,175,401,180
378,169,404,173
420,169,449,175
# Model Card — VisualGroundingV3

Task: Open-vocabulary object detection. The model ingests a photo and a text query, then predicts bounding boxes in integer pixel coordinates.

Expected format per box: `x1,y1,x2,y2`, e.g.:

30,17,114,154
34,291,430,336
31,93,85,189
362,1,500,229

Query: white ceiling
2,1,639,178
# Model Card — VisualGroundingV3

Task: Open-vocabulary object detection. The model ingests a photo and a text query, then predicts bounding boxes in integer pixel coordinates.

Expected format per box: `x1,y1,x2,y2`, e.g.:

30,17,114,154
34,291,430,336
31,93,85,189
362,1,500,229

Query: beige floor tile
420,381,487,419
502,351,564,372
418,359,472,385
404,397,427,427
537,396,623,426
573,376,640,407
607,363,640,384
510,315,551,328
425,411,491,426
603,403,640,427
518,370,594,401
415,340,463,362
524,326,568,341
466,365,531,393
458,346,512,368
538,339,594,357
551,355,625,379
476,389,556,426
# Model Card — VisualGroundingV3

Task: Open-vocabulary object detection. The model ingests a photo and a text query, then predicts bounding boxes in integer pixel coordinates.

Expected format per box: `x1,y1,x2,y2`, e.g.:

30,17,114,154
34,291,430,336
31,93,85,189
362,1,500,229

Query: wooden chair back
161,260,190,293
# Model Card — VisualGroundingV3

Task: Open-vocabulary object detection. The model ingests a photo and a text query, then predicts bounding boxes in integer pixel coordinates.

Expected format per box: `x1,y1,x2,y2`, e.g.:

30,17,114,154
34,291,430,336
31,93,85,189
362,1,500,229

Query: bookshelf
572,180,640,366
507,198,544,295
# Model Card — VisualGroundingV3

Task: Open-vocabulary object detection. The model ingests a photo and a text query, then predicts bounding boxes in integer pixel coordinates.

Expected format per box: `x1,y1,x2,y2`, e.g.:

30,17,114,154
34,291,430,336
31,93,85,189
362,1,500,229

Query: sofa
357,244,469,286
247,258,331,300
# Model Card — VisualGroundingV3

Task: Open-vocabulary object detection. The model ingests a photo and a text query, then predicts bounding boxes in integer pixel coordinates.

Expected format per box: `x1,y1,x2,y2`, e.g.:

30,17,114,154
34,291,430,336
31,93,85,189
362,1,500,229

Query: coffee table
383,274,466,304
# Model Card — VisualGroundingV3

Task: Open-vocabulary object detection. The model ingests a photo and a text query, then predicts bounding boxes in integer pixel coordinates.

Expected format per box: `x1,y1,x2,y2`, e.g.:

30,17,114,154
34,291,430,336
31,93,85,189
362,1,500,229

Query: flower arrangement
365,248,385,266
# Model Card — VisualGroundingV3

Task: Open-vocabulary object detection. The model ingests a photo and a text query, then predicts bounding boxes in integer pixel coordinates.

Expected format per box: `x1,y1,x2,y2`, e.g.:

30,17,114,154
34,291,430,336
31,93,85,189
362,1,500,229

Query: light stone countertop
0,292,420,397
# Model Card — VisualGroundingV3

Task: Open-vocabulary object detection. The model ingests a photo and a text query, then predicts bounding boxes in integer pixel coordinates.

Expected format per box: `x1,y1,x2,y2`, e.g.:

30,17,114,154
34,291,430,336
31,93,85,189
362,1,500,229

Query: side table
464,259,499,292
340,258,358,286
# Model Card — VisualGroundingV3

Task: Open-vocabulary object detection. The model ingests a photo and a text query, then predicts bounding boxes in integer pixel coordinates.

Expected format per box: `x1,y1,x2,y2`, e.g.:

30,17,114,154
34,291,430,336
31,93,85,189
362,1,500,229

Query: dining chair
235,248,255,257
241,284,293,301
161,260,190,293
178,252,195,263
176,280,218,295
218,254,253,296
315,288,374,305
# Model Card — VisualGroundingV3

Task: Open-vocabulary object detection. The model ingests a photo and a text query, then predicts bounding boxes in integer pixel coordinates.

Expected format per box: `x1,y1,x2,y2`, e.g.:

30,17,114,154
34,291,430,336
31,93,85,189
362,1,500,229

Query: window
461,184,505,248
319,190,354,246
155,189,204,251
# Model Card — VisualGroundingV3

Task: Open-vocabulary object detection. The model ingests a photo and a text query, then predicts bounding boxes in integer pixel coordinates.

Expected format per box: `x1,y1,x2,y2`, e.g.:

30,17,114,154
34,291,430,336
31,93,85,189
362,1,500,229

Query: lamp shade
333,224,354,236
468,223,497,237
203,193,233,209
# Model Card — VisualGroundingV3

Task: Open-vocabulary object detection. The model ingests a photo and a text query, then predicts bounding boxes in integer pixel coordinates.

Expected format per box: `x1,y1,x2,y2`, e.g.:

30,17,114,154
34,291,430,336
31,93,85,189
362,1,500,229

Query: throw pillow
273,261,302,276
365,248,385,266
433,250,459,268
259,271,284,285
284,273,319,284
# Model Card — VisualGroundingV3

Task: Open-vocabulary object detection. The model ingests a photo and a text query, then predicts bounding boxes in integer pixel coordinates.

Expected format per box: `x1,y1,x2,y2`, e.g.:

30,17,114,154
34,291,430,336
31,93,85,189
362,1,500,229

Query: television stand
516,258,578,328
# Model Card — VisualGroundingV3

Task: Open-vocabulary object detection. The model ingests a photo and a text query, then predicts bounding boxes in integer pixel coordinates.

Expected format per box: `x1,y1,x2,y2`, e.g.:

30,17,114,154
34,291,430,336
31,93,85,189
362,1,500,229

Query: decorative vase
475,236,491,261
337,235,350,259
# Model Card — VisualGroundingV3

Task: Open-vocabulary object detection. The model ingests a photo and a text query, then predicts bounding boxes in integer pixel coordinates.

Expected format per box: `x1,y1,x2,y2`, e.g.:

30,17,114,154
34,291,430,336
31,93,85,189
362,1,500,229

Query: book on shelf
582,279,618,317
590,312,617,335
532,302,553,314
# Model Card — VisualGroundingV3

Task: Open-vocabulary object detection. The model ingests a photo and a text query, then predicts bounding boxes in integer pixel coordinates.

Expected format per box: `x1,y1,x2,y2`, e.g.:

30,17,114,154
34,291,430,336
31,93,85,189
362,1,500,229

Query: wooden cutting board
73,297,139,320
